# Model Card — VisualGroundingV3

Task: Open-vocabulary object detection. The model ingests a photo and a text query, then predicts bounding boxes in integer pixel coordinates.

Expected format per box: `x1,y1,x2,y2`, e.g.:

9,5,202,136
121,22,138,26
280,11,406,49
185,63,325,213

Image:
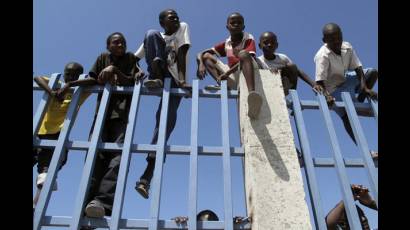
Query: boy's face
226,15,244,35
108,34,126,57
161,11,180,34
63,65,81,82
323,30,343,54
259,33,278,55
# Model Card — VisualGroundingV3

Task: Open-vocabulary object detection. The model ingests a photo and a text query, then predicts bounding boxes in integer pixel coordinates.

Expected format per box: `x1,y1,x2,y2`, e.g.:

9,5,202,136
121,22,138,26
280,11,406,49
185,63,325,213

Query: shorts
214,57,260,90
331,68,375,117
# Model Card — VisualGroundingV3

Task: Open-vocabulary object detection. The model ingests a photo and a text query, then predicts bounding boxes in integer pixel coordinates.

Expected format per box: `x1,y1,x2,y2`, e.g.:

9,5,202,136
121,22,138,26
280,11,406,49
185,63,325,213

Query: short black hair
322,23,341,36
259,31,277,42
64,62,83,74
106,32,126,48
197,210,219,221
227,12,244,23
159,9,177,25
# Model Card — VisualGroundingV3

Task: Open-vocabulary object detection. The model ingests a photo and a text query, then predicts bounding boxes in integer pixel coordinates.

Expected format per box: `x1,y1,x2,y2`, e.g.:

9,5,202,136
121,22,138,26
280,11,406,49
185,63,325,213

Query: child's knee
238,50,252,61
145,29,162,39
202,52,214,61
202,53,218,66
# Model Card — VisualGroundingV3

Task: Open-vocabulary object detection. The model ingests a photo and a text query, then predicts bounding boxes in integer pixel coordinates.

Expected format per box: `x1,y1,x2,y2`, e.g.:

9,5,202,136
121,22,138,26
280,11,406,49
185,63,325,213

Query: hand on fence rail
351,184,377,210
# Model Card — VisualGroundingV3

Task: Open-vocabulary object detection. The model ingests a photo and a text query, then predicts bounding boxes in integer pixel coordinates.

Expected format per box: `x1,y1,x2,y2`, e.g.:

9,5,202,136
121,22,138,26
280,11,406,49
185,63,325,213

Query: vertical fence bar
33,74,86,230
33,73,61,138
69,83,112,230
290,90,327,230
110,83,142,230
149,77,172,230
341,92,378,206
220,80,233,230
370,99,378,123
188,80,199,230
316,94,362,229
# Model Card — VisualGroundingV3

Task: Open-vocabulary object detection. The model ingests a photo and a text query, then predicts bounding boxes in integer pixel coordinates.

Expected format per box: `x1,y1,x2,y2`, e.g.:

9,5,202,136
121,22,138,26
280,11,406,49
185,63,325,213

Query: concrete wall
239,69,311,229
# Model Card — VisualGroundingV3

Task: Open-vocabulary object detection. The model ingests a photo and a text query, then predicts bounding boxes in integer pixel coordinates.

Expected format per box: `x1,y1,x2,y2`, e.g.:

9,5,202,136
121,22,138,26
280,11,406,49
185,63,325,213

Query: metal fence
33,74,250,230
33,74,378,230
289,89,378,230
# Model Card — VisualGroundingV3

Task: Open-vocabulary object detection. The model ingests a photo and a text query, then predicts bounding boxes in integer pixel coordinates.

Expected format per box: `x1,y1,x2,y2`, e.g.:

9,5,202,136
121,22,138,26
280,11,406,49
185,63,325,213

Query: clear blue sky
33,0,378,229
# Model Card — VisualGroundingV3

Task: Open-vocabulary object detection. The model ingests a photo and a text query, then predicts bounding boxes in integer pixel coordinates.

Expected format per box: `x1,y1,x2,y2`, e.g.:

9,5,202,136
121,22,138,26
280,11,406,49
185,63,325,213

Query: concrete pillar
239,69,311,229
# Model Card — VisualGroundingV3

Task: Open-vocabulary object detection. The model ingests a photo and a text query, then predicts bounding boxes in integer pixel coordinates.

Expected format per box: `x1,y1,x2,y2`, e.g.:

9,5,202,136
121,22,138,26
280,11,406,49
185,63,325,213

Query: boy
257,31,320,96
33,62,89,206
134,9,190,199
196,12,262,119
83,32,144,218
326,184,377,230
314,23,378,144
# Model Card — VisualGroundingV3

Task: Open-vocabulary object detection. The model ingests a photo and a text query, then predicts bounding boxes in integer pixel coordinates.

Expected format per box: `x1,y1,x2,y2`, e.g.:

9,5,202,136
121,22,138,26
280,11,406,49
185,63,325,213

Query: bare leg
280,64,299,96
357,69,378,102
237,50,262,119
202,53,224,84
238,50,255,91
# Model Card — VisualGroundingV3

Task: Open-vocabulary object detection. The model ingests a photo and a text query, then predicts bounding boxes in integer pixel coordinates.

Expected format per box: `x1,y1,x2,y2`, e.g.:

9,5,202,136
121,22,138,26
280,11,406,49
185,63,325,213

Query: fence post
240,70,311,229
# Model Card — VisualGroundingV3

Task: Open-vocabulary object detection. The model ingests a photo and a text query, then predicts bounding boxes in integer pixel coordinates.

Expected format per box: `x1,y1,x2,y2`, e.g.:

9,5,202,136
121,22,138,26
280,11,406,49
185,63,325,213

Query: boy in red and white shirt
196,12,262,119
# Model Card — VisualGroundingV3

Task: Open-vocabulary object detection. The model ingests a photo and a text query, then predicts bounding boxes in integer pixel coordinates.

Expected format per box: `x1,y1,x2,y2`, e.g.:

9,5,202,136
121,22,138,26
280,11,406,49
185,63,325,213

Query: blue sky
33,0,378,229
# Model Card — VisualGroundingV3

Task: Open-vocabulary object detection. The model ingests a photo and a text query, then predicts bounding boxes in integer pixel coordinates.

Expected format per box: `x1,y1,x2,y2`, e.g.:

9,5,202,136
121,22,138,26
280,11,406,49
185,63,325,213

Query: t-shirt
135,22,191,83
38,77,90,135
89,52,137,121
314,41,362,94
212,32,256,68
257,53,293,70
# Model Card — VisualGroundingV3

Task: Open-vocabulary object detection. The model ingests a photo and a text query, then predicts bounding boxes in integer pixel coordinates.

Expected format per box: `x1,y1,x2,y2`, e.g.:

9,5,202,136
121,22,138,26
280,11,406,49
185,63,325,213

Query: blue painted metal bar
42,216,251,229
33,74,87,230
316,94,362,229
34,140,246,156
290,90,327,230
33,73,61,138
34,83,240,98
69,83,112,230
188,80,199,230
313,157,376,168
34,139,376,167
220,80,234,230
295,99,372,114
149,77,172,230
110,82,142,230
370,99,378,123
342,92,378,206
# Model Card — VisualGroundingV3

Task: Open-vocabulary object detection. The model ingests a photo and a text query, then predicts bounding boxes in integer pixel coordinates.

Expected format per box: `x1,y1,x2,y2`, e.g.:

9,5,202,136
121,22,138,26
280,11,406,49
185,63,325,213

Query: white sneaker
36,173,58,191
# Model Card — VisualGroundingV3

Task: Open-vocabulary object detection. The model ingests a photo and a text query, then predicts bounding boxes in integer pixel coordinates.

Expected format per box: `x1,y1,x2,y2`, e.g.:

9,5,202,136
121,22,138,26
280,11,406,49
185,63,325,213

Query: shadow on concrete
249,70,290,181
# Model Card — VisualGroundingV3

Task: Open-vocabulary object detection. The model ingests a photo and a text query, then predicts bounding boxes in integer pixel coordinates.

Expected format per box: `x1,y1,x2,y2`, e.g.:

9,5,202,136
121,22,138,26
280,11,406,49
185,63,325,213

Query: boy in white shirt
314,23,378,144
134,9,190,199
